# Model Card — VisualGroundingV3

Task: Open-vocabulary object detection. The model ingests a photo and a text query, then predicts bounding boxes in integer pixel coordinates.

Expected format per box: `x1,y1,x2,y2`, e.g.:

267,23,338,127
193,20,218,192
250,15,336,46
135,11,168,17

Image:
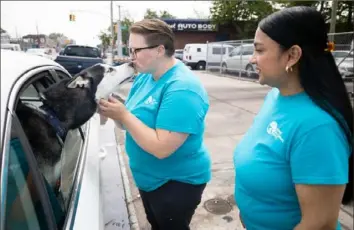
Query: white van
183,43,235,70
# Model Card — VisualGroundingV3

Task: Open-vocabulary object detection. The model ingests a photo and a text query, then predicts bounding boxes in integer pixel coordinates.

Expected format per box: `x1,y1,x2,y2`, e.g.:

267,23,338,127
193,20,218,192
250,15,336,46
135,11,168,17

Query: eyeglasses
128,45,159,57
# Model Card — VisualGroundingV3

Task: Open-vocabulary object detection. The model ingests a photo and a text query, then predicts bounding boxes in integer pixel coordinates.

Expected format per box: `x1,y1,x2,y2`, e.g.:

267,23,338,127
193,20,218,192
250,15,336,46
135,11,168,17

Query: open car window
8,67,87,228
59,129,84,209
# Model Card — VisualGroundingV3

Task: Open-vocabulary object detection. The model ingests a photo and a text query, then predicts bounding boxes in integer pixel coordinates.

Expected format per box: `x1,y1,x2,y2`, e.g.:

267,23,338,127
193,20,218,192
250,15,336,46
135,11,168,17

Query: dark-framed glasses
128,45,159,57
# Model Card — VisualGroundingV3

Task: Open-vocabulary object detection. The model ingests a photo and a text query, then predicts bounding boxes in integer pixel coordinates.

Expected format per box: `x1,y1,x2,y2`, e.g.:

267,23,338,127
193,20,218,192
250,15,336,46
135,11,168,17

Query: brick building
162,19,232,50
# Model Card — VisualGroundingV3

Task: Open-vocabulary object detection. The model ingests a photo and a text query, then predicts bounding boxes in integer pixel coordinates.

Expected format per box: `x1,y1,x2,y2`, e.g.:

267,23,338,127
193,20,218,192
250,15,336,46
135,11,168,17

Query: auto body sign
163,19,218,32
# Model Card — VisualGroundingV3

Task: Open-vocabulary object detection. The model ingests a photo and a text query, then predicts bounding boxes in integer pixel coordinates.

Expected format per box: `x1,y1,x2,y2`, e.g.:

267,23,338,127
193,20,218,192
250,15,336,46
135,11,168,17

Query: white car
0,50,129,230
221,44,256,78
332,50,354,80
26,48,56,60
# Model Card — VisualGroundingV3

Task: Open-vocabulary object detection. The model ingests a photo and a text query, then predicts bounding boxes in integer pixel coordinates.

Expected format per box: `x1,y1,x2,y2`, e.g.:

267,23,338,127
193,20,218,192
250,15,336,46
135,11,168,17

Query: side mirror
59,51,64,55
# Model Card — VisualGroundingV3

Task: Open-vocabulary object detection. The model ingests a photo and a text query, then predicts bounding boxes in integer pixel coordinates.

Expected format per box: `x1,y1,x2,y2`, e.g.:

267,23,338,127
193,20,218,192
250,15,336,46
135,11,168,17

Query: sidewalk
115,71,353,230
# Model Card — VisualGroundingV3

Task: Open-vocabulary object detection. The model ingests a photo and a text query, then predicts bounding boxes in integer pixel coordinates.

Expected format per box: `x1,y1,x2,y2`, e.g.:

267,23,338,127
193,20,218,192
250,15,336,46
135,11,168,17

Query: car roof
1,49,63,141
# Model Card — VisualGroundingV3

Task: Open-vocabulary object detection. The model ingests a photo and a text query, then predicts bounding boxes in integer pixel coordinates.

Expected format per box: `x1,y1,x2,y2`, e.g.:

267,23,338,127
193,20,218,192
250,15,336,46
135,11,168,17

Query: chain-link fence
205,39,257,79
329,32,354,105
205,32,353,103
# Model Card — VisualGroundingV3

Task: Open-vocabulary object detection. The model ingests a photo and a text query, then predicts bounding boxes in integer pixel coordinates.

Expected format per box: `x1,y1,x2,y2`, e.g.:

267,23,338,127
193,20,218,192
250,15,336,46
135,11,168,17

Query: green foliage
210,0,274,25
144,9,176,19
210,0,353,38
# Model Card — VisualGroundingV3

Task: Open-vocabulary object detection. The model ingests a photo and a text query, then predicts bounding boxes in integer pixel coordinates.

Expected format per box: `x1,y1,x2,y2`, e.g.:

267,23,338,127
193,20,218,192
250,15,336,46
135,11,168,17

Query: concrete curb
115,129,140,230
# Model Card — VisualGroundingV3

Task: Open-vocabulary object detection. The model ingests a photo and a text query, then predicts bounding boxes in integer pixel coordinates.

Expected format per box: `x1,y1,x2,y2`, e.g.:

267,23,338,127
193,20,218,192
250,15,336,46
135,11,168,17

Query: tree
144,8,159,19
159,10,176,19
210,0,353,39
276,1,353,31
98,32,111,52
48,33,64,41
143,9,176,19
121,17,134,44
98,16,134,53
210,0,275,38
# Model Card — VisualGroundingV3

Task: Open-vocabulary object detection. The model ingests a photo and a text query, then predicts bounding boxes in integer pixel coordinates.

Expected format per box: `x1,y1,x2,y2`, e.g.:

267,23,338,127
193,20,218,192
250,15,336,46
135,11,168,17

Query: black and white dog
15,62,135,189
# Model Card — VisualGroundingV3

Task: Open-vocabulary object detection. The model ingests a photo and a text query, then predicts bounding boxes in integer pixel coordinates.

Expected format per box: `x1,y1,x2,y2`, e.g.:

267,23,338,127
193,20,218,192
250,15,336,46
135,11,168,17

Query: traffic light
69,14,76,21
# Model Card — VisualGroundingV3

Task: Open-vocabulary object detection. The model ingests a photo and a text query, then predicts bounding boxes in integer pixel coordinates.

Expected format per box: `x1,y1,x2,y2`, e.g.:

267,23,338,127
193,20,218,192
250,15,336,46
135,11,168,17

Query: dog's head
41,63,135,129
94,62,136,101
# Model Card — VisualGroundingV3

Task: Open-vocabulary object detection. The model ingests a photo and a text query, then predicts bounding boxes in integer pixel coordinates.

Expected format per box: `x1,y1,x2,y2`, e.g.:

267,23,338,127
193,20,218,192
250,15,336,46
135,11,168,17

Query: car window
196,47,202,52
59,129,84,209
230,46,241,56
333,51,354,58
10,68,86,228
3,114,62,230
64,46,100,58
212,47,226,55
19,71,55,107
242,46,254,55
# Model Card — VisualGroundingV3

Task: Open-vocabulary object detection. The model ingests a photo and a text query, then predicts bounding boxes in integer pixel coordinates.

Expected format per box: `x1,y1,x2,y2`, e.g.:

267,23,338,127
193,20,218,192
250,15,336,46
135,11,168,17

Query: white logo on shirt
144,96,157,105
267,121,284,143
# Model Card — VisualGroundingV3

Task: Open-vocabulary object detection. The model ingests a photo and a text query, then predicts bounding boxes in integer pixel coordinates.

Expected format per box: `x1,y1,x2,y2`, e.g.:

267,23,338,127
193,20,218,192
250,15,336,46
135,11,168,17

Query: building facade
162,19,231,50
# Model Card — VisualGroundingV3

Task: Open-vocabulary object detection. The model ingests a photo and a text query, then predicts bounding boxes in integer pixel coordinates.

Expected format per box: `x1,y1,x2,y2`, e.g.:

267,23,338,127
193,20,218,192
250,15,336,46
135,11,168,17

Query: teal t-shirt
234,88,350,230
125,60,212,192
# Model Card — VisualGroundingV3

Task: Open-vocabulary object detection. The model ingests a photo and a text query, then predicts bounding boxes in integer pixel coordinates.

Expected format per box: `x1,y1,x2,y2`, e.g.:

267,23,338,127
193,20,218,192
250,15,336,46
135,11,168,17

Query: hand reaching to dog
98,95,128,122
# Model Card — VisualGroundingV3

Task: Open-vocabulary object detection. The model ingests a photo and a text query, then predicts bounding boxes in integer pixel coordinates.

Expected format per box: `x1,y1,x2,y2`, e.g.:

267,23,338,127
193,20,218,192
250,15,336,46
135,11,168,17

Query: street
115,71,353,230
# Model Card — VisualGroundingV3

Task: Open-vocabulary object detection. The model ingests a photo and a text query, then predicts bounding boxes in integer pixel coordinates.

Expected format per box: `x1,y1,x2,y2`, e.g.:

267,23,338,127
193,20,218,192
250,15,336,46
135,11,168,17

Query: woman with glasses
98,19,211,230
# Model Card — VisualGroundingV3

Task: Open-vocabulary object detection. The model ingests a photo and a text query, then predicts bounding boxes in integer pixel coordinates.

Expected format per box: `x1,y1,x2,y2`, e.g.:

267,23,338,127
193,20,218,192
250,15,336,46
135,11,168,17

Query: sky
1,1,213,46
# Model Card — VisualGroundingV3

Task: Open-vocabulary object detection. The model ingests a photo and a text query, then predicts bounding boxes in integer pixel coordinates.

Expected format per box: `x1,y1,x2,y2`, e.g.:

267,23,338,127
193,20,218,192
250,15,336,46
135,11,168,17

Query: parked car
221,43,256,78
0,50,117,230
26,48,56,60
174,49,183,60
1,44,22,52
183,43,235,70
54,45,103,76
332,50,354,81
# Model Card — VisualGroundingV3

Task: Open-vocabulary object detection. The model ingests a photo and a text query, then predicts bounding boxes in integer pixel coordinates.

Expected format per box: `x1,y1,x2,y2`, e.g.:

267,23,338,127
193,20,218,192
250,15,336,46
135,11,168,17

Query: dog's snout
128,62,134,68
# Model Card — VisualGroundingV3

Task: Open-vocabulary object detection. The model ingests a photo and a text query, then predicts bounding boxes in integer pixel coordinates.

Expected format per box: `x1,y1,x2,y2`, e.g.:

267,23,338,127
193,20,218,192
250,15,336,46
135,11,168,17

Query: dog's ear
67,76,91,89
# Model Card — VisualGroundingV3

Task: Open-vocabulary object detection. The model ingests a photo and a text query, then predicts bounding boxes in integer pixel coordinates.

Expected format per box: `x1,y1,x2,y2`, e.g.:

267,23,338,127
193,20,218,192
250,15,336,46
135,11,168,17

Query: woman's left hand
98,96,128,122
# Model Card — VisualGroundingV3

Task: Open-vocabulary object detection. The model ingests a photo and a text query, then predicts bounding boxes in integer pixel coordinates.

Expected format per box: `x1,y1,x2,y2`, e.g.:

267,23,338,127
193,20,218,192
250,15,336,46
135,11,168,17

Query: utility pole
36,21,40,48
329,0,338,42
116,4,123,57
110,0,114,64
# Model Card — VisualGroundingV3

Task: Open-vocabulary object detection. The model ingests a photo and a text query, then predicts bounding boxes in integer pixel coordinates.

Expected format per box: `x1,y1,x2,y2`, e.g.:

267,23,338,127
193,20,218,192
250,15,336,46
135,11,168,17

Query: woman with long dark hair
233,6,353,230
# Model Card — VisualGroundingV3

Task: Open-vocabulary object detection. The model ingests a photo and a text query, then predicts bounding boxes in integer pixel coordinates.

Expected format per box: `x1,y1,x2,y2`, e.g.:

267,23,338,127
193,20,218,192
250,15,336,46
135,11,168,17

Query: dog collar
39,104,67,140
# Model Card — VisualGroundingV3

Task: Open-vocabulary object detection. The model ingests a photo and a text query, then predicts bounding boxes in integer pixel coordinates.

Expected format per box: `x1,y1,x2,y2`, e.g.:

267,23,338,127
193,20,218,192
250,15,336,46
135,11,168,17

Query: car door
226,46,242,71
240,45,254,70
1,111,58,230
0,66,96,230
53,69,104,230
1,68,67,230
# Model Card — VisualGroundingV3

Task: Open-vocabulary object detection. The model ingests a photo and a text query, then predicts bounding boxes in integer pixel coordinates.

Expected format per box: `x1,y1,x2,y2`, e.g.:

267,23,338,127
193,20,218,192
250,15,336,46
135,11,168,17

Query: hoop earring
285,66,293,73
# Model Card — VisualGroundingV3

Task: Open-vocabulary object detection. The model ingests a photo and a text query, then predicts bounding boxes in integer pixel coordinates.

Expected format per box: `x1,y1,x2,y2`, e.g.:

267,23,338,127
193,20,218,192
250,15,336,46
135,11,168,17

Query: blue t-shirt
124,60,212,192
234,88,351,230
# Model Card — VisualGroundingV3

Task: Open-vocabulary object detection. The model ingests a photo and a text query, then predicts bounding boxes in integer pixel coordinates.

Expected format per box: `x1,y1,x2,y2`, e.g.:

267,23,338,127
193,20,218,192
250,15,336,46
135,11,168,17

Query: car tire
222,63,228,73
245,64,255,78
196,61,206,70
